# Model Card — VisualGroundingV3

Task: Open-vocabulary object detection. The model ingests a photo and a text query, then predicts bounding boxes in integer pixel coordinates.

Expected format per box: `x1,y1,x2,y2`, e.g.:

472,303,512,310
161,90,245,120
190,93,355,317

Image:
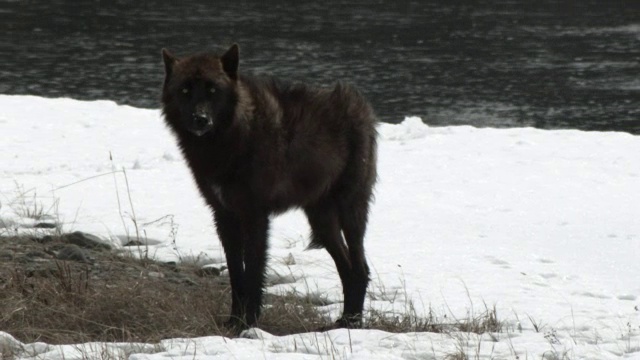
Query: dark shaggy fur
161,44,377,331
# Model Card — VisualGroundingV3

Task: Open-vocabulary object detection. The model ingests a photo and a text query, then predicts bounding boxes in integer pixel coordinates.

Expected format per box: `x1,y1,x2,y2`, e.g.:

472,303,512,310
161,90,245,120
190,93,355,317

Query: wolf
160,44,377,331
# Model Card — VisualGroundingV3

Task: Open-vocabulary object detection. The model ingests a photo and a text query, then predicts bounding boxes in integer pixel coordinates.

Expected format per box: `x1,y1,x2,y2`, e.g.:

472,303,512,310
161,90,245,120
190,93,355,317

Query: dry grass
0,235,503,349
366,306,446,333
0,235,332,345
366,305,501,335
456,305,502,334
1,244,232,344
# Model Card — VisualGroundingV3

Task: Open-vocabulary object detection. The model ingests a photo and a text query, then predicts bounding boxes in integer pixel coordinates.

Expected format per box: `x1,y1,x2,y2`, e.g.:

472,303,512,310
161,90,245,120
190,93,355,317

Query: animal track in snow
539,273,558,279
532,281,550,288
573,291,611,300
485,256,511,269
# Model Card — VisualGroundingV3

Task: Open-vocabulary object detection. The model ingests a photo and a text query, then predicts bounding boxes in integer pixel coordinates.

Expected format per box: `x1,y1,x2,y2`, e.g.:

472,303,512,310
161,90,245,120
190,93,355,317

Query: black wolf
161,44,377,331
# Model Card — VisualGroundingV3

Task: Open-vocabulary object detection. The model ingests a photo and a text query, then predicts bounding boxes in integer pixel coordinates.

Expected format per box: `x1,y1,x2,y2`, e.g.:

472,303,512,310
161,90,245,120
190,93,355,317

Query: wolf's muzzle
189,113,213,136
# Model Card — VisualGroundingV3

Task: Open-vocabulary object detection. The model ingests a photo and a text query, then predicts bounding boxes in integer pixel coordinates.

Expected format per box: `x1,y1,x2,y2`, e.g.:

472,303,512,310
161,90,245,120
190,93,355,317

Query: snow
1,95,639,359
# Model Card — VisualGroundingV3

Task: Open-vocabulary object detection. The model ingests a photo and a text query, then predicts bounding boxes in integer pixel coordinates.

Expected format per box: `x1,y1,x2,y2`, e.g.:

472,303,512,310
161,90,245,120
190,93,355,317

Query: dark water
2,1,639,133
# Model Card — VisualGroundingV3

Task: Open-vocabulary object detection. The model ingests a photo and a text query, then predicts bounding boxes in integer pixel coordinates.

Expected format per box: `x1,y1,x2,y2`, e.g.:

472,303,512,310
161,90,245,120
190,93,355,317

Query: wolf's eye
182,88,189,94
210,87,216,94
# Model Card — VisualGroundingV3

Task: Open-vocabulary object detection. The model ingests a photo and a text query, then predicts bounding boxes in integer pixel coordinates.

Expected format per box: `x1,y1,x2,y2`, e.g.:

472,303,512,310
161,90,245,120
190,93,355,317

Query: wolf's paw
318,316,363,332
223,317,249,335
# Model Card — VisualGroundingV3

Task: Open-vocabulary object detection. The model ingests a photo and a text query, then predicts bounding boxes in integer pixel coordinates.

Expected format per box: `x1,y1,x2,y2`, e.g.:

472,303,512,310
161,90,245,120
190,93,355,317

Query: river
2,1,639,133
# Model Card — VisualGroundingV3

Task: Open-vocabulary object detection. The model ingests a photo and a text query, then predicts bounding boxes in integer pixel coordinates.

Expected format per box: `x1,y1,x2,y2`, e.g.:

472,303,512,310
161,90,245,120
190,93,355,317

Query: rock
166,273,197,286
34,222,57,229
147,271,165,279
25,250,47,259
123,240,145,246
284,253,296,265
62,232,112,251
163,261,178,271
183,278,198,286
26,265,59,278
56,245,92,263
196,266,221,277
37,235,55,244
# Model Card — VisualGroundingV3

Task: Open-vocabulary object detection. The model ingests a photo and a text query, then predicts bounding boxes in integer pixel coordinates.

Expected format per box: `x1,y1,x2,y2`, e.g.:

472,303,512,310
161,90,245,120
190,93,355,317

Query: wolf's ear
221,44,239,80
162,48,178,78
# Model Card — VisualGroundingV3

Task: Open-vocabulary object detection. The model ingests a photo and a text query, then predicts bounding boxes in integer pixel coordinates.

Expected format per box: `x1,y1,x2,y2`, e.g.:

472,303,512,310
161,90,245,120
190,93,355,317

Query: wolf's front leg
213,207,246,330
242,213,270,327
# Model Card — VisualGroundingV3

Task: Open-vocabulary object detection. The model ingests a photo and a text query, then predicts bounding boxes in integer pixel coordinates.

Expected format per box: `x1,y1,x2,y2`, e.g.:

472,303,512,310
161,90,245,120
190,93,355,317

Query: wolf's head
161,44,240,137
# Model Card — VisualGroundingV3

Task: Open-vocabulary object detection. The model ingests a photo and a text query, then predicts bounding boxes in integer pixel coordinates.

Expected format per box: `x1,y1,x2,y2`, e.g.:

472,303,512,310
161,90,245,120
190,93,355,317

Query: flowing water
2,1,639,133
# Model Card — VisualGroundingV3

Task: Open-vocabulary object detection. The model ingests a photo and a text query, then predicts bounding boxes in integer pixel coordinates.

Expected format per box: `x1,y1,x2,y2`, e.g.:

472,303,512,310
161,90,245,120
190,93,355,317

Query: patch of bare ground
0,233,502,347
0,234,326,344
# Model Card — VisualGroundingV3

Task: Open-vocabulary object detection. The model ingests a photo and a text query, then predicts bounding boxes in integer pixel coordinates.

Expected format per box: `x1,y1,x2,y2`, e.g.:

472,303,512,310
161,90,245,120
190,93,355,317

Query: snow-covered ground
1,95,639,359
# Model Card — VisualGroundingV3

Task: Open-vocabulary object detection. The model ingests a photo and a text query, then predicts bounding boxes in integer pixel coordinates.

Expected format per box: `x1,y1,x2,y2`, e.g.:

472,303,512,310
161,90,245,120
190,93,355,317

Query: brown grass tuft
1,238,232,343
0,235,502,347
0,235,329,344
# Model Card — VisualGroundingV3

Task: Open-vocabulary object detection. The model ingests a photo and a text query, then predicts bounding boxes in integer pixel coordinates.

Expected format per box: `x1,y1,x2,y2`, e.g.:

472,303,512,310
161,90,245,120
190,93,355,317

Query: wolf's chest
210,184,226,206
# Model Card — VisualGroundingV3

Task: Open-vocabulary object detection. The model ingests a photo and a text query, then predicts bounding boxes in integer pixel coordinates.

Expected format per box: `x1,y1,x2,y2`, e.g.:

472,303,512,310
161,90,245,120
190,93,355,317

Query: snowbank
1,95,639,359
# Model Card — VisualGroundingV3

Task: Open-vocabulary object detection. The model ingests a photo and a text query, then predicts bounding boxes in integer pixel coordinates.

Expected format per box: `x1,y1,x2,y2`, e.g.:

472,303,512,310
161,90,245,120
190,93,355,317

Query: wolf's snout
189,113,213,136
193,114,210,128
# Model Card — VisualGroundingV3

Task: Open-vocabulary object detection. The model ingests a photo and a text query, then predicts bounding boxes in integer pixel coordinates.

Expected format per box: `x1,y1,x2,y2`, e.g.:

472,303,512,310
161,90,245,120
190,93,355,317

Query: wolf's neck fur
176,87,253,185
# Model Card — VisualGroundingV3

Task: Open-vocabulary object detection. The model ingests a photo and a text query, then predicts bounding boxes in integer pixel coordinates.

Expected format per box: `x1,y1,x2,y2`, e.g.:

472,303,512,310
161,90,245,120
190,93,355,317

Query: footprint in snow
485,256,511,269
539,273,558,279
538,258,555,264
573,291,611,300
